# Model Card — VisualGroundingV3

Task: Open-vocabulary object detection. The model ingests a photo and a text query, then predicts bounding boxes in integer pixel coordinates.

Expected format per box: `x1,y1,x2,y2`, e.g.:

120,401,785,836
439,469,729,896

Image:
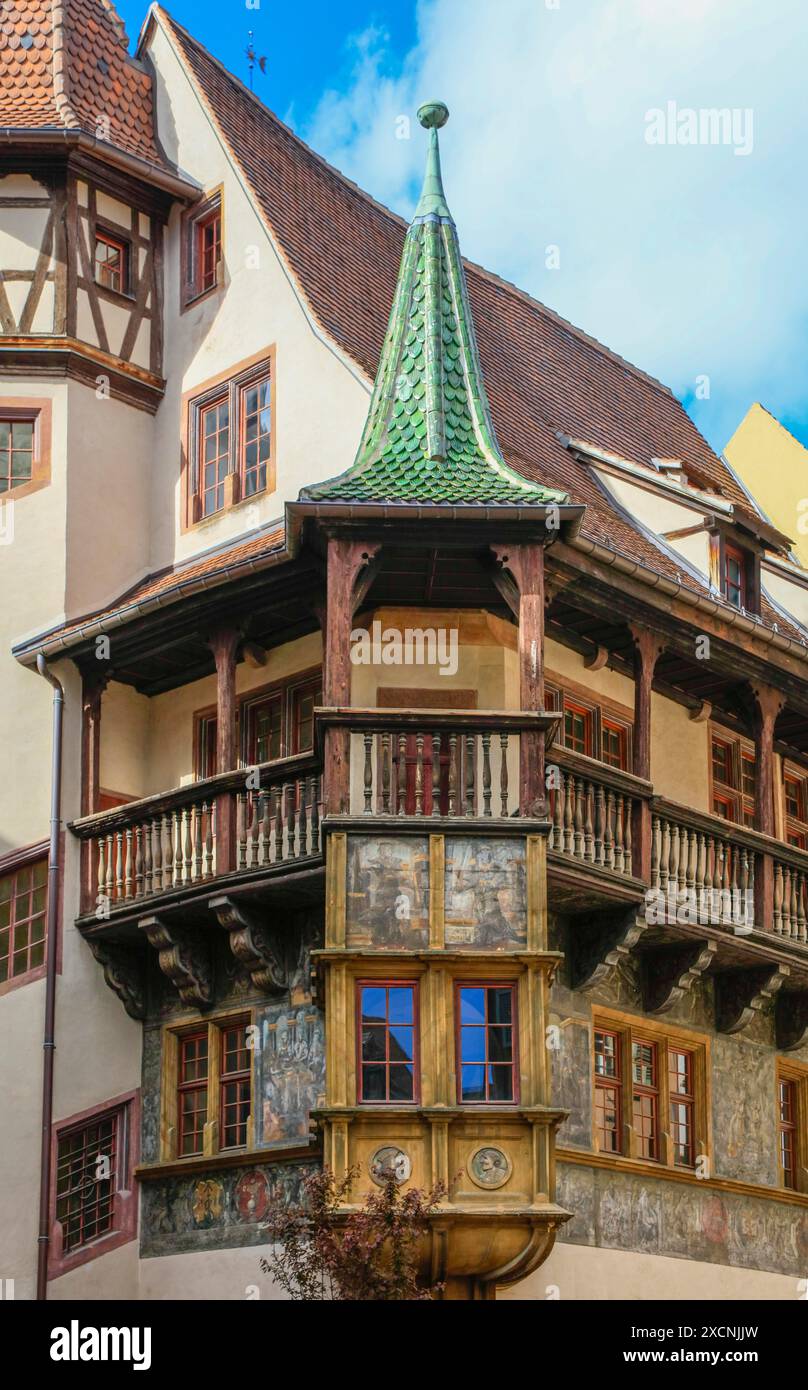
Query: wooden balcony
71,751,324,928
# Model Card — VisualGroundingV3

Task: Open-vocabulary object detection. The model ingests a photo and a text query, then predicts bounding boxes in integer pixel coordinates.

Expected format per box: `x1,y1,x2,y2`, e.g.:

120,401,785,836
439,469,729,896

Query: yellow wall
725,403,808,566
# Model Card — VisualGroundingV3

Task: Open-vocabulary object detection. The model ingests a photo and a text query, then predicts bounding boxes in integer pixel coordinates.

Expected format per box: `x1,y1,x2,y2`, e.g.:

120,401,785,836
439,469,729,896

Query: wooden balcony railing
548,748,651,880
649,801,756,930
772,846,808,943
316,709,558,821
71,752,323,916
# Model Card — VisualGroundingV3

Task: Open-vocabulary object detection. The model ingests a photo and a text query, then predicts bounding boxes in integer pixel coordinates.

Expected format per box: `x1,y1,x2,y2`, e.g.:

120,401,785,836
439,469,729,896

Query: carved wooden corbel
584,645,609,672
138,915,212,1007
640,939,717,1014
88,940,146,1020
714,963,789,1035
775,990,808,1051
572,908,649,993
209,894,289,994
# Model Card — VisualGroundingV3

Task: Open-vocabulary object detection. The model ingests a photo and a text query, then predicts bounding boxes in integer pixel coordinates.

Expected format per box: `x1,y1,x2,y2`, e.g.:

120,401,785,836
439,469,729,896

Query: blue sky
120,1,808,456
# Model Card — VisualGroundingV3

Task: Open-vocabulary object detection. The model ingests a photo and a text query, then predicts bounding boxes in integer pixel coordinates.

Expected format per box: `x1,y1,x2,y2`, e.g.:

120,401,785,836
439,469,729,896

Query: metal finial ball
417,101,449,130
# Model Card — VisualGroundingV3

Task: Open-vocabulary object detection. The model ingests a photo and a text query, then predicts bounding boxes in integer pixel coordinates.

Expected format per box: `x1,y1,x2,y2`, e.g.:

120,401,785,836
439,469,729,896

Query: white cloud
301,0,808,452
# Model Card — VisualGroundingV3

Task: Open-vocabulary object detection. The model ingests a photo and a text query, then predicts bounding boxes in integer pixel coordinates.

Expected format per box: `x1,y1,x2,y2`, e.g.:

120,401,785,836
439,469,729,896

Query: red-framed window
244,692,283,766
178,1030,209,1157
601,719,628,771
631,1038,659,1161
594,1028,622,1153
778,1077,797,1190
291,677,322,754
56,1110,120,1253
239,372,271,499
564,702,593,757
358,982,418,1103
198,395,230,518
197,207,222,294
94,229,129,295
711,733,755,826
723,542,747,610
785,771,808,849
0,856,47,985
220,1024,251,1149
0,415,36,494
456,983,517,1104
669,1047,695,1167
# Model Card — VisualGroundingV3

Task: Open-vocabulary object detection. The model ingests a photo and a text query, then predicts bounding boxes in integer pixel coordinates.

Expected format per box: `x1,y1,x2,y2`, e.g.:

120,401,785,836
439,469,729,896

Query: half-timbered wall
0,173,63,336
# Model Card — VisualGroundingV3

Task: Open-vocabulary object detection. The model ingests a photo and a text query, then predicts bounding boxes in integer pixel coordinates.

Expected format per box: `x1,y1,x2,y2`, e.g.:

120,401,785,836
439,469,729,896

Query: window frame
183,350,275,528
0,839,56,995
0,398,52,502
709,727,756,827
709,530,760,616
161,1013,254,1161
181,187,224,309
193,666,322,781
592,1010,709,1171
49,1090,139,1278
545,675,633,774
93,225,131,297
356,979,420,1105
783,764,808,850
777,1062,808,1194
455,980,520,1106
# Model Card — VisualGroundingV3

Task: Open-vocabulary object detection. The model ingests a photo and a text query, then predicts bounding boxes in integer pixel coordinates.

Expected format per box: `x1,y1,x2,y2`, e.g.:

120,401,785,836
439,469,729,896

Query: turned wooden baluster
298,781,309,857
286,782,296,858
397,733,407,816
573,778,585,859
105,834,115,901
273,787,283,863
583,784,594,863
133,826,143,898
203,802,214,877
797,872,807,943
613,793,625,874
97,835,107,905
152,818,163,891
162,814,172,889
550,775,562,851
184,807,193,882
499,732,509,817
464,733,475,817
415,732,425,816
173,810,183,886
142,823,152,897
624,801,632,875
651,815,661,888
363,732,374,814
604,790,615,870
249,794,259,868
381,732,391,814
310,777,321,854
114,829,124,901
594,784,606,866
481,732,492,818
685,829,696,893
447,733,458,816
260,790,270,864
563,773,574,855
431,732,442,817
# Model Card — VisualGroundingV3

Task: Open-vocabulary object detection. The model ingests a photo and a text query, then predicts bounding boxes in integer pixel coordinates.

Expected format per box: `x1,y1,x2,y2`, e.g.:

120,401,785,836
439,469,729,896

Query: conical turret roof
301,102,568,508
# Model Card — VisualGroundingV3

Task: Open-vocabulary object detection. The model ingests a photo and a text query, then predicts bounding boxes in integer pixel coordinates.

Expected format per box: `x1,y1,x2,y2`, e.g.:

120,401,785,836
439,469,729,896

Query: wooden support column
491,543,545,817
751,683,786,931
322,537,380,815
209,625,240,873
630,626,664,881
80,669,108,912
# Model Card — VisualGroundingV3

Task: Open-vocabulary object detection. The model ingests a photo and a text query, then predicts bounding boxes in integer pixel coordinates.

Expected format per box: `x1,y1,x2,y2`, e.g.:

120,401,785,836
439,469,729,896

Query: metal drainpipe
35,653,65,1301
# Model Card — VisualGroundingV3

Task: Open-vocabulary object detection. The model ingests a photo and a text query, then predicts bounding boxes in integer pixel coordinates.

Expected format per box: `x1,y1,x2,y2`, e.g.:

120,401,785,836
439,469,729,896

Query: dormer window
723,542,747,609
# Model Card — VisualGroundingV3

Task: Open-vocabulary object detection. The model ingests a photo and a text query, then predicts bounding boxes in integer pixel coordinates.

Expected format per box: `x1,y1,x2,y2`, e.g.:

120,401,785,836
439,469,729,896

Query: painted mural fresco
556,1162,808,1278
346,836,429,948
256,1003,326,1145
444,837,527,949
712,1035,778,1187
550,1016,592,1149
140,1161,318,1257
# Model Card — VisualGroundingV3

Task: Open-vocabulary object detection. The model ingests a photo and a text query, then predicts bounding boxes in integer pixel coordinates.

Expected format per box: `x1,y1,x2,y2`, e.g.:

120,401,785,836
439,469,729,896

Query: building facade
0,1,807,1301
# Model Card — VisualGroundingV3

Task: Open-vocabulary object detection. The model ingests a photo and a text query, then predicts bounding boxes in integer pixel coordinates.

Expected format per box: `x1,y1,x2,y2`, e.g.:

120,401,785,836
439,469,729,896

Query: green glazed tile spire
301,103,569,507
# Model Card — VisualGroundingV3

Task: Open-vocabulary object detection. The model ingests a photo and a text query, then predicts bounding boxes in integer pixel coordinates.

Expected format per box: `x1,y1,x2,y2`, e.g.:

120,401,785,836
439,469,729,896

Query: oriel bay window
358,982,418,1102
593,1013,708,1169
457,983,518,1104
163,1015,253,1159
185,352,274,524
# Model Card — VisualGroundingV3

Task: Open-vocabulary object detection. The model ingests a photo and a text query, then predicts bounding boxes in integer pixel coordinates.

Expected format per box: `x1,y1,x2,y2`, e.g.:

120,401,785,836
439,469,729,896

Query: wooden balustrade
71,752,323,915
649,806,756,929
772,851,808,943
548,750,649,879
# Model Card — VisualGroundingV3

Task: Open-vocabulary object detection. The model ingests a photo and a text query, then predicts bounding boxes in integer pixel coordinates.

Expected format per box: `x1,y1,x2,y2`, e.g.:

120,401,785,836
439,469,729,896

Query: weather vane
246,31,267,91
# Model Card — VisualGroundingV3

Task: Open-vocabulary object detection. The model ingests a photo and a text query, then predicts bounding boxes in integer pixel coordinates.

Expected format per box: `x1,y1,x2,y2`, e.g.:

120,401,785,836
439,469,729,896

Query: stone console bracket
209,894,290,994
138,913,212,1008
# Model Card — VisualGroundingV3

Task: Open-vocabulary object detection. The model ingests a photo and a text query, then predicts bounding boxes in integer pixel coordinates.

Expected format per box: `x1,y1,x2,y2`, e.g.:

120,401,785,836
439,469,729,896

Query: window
182,189,223,306
358,982,417,1102
0,400,51,500
777,1065,807,1193
185,353,274,525
593,1014,707,1169
594,1028,622,1153
198,396,230,517
94,229,129,295
784,769,808,849
0,856,47,985
456,983,517,1104
291,677,322,754
723,542,746,609
710,731,755,826
164,1015,253,1160
51,1092,138,1275
546,678,632,773
244,693,283,766
194,668,322,780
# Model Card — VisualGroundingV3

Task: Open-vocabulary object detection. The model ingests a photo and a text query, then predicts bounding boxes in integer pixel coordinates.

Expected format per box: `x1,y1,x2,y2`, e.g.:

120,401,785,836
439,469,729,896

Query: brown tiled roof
0,0,166,168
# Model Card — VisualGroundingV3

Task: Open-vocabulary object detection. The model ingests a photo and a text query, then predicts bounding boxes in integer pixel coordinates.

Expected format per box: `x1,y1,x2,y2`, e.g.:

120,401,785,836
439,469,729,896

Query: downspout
35,654,65,1301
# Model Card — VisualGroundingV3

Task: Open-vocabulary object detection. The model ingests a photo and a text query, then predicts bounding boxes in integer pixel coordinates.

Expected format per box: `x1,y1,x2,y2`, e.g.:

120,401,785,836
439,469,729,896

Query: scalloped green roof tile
301,102,568,509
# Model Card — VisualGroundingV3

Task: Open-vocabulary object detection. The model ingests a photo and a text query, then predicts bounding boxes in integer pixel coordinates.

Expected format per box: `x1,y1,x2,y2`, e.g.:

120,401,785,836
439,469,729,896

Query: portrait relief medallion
467,1145,512,1190
369,1146,411,1186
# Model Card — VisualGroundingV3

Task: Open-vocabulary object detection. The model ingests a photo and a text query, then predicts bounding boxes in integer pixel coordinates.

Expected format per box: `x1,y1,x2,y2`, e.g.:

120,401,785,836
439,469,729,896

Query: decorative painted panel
712,1035,778,1186
140,1161,318,1257
346,836,429,948
444,837,526,949
256,1003,325,1146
